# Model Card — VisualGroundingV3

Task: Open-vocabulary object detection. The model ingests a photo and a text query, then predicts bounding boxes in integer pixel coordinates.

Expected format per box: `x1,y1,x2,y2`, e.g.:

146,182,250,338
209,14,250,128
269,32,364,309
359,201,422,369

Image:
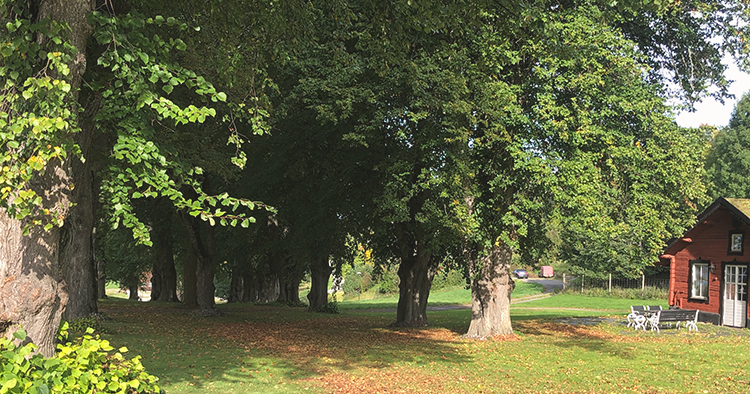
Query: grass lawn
337,280,544,310
93,293,750,394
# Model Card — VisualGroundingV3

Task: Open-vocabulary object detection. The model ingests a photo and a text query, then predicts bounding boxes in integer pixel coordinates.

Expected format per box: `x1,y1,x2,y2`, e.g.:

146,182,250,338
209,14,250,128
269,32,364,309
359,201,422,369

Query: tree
1,0,265,355
148,198,179,302
97,224,152,301
0,0,97,356
457,4,713,337
274,0,734,336
707,92,750,199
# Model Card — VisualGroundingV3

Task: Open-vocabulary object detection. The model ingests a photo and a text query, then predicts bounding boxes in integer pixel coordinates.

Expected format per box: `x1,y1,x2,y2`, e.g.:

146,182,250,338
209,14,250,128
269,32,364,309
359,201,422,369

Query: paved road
523,278,565,294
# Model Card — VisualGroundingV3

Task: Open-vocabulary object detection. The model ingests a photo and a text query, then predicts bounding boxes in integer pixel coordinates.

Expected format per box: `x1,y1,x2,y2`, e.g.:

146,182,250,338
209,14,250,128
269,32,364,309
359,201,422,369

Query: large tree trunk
180,211,217,313
307,255,333,310
258,273,279,303
241,272,258,302
464,242,514,338
96,258,107,299
127,277,140,301
0,219,69,357
393,223,435,327
274,253,302,304
59,98,99,321
195,221,217,313
227,268,242,303
0,0,95,357
182,251,198,307
283,280,301,303
150,202,178,302
394,253,436,326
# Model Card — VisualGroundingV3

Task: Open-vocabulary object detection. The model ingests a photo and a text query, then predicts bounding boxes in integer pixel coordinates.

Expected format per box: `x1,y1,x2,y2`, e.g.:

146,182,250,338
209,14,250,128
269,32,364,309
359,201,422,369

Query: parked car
513,269,529,279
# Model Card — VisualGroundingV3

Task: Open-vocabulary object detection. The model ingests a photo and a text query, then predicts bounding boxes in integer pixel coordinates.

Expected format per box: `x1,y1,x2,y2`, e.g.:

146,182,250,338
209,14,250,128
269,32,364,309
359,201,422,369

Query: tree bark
0,0,95,356
257,273,279,303
127,276,140,301
0,217,68,357
273,253,290,303
394,253,436,326
283,280,301,303
241,272,258,302
227,268,242,303
195,221,217,313
464,242,514,338
59,94,100,321
96,257,107,299
393,223,435,327
182,250,198,307
307,255,333,310
150,202,178,302
179,211,217,313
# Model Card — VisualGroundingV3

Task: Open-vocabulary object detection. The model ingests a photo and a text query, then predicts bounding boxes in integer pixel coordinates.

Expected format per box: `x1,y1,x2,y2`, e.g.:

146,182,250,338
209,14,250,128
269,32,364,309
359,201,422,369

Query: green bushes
312,301,341,314
432,270,465,291
67,313,109,335
0,324,162,394
342,267,373,295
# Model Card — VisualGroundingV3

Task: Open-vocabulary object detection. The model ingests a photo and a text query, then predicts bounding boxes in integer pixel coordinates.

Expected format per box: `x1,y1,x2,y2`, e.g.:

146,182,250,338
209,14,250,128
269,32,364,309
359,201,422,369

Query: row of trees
2,0,749,355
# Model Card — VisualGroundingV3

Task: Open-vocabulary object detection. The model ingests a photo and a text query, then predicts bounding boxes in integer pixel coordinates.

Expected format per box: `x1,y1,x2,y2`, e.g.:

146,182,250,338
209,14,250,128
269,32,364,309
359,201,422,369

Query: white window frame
690,262,709,300
731,233,743,253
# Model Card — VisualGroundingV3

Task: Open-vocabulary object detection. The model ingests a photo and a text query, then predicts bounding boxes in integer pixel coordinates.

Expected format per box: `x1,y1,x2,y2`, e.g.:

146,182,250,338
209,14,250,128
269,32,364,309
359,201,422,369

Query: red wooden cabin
659,197,750,328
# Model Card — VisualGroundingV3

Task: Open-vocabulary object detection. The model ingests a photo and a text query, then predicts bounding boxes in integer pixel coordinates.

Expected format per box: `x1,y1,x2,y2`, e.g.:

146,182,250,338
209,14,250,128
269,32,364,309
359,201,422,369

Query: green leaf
2,378,17,390
13,329,26,341
174,39,187,51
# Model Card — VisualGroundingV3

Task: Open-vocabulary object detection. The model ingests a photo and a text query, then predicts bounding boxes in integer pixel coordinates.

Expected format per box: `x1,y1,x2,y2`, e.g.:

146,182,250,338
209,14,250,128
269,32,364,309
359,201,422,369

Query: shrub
377,268,400,294
432,270,465,290
284,300,308,308
68,313,109,335
342,267,373,295
0,324,163,393
312,301,340,314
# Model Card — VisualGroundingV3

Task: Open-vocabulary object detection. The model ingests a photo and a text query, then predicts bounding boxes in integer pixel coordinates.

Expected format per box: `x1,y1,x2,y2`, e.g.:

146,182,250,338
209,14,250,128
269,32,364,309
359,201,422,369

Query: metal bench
627,306,647,329
648,309,699,333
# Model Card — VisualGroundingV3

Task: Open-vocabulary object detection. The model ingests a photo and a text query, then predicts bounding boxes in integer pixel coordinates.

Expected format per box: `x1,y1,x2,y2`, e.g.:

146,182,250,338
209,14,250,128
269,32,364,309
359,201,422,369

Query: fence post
582,275,584,292
563,273,566,290
608,273,612,293
642,273,645,291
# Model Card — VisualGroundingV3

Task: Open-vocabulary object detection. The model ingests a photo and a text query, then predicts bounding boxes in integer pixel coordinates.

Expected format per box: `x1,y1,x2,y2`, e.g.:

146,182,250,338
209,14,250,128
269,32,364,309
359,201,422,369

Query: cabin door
723,265,747,327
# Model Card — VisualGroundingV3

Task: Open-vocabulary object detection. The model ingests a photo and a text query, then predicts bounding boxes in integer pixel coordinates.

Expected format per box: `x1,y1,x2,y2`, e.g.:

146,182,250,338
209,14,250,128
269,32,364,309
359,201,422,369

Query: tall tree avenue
1,0,748,355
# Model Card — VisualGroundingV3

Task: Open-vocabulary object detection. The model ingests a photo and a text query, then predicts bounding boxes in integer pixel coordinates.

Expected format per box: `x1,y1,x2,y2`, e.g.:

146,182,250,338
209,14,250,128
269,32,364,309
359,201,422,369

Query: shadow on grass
97,299,471,392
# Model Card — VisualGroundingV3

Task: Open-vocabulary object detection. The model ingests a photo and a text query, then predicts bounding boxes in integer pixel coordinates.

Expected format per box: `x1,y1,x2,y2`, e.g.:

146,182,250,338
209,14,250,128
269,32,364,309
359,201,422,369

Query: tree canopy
707,92,750,199
2,0,750,352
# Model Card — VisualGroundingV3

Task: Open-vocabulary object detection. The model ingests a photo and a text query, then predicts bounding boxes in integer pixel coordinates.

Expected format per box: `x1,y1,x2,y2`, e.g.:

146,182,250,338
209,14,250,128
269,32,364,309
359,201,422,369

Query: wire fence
565,275,669,291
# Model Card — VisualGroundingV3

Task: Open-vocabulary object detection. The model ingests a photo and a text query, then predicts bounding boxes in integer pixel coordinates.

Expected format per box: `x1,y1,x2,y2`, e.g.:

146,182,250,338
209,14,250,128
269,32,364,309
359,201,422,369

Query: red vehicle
540,266,554,278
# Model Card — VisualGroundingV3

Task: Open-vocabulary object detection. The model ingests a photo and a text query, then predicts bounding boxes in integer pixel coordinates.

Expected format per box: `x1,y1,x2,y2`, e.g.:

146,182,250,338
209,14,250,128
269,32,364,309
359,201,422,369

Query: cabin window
730,233,744,254
689,260,710,301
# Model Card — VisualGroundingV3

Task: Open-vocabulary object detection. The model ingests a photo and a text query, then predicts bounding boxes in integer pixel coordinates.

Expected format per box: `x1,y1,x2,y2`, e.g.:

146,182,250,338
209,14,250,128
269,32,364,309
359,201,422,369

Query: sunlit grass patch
96,294,750,394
